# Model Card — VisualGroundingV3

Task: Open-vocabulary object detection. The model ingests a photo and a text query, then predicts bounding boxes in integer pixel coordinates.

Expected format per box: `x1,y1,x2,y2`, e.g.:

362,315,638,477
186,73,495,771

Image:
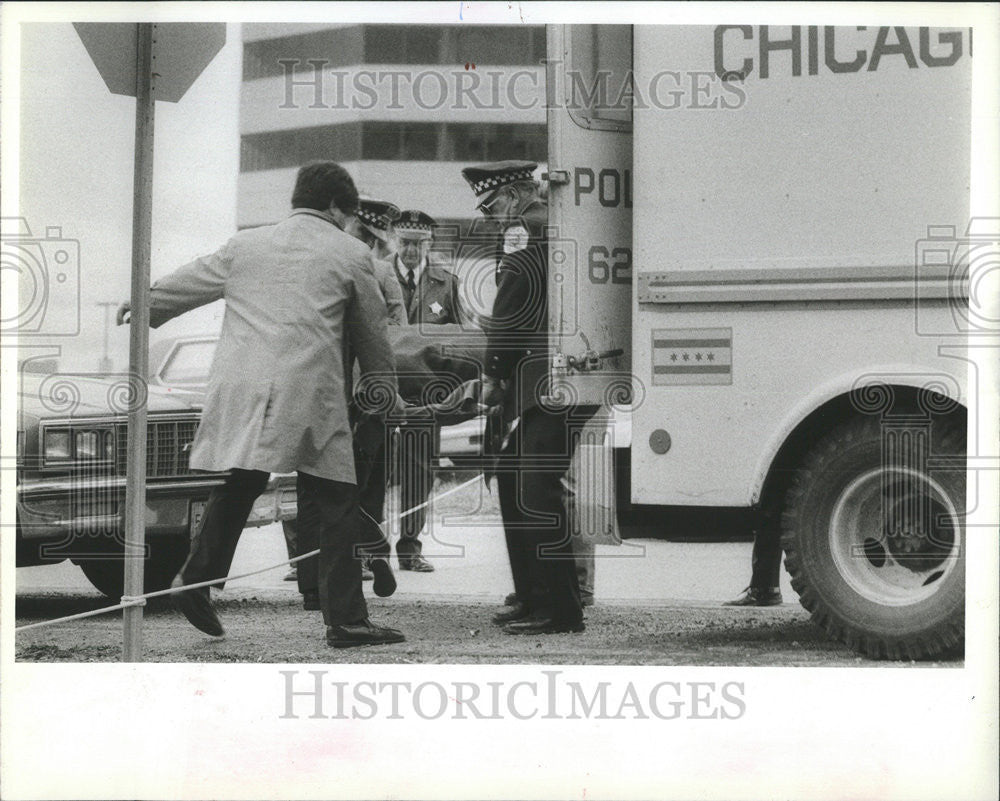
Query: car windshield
157,340,216,386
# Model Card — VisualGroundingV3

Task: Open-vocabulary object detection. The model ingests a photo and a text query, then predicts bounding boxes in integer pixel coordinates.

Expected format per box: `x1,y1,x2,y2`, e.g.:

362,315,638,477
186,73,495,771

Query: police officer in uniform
353,198,408,326
462,160,596,634
389,210,465,572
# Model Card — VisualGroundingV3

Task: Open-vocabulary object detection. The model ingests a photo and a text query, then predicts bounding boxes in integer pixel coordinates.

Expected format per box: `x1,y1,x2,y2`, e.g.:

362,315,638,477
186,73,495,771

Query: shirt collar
396,254,427,284
290,207,344,230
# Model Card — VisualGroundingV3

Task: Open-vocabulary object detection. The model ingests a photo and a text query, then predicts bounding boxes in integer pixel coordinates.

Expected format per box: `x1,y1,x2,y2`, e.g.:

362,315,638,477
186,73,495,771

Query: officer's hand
116,302,131,326
482,376,505,407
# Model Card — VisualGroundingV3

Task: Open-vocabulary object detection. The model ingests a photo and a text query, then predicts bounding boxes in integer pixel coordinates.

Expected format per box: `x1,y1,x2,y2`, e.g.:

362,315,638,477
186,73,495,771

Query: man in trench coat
118,161,404,648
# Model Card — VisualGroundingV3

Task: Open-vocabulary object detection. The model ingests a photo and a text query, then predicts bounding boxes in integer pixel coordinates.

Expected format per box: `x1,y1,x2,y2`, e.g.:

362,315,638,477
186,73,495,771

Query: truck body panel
625,24,971,506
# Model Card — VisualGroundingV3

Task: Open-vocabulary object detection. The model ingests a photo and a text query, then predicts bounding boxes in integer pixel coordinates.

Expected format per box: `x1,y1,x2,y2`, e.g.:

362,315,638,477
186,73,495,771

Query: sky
13,21,242,372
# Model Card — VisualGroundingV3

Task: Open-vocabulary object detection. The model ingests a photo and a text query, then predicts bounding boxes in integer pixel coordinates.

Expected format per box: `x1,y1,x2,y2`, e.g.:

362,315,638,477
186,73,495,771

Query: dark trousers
180,468,270,590
179,468,368,626
496,404,598,622
750,526,782,589
394,423,436,557
294,433,392,597
358,439,389,524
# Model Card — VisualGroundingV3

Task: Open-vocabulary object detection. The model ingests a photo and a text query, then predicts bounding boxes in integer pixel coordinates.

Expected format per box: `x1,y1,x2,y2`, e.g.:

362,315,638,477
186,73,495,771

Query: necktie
406,269,416,294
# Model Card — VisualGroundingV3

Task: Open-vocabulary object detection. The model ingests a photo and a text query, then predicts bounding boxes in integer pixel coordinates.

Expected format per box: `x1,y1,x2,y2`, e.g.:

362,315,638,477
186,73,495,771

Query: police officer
461,160,596,635
389,210,464,572
393,210,463,326
354,198,408,326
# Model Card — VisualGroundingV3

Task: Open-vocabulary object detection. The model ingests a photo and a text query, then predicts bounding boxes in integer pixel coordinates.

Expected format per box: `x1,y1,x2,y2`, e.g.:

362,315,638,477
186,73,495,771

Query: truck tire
76,536,190,599
781,415,964,660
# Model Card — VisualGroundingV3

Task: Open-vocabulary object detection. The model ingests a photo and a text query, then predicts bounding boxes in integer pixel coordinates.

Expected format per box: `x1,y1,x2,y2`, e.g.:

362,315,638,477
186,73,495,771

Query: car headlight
43,429,71,461
75,430,100,459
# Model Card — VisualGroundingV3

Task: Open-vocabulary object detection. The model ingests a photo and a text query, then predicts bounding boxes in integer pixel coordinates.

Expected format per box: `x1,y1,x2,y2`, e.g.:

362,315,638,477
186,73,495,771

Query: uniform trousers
497,404,599,623
394,422,436,558
178,468,369,626
749,525,782,589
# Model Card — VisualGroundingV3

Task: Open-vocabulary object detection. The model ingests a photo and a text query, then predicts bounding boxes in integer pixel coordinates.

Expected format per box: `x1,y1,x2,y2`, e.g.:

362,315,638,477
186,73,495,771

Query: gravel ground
14,589,962,666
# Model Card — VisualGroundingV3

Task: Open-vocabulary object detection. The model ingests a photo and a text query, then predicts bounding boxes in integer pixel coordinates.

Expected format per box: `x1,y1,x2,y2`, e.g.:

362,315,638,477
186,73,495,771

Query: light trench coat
148,209,396,483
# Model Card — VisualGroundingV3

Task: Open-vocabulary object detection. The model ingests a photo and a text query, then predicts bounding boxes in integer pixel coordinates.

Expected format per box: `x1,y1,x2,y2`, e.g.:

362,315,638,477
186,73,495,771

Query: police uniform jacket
395,256,464,326
373,257,407,326
483,199,549,415
148,208,396,484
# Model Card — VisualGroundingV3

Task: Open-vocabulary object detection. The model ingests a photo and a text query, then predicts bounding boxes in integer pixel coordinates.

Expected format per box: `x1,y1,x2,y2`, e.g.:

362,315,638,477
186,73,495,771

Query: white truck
544,24,975,659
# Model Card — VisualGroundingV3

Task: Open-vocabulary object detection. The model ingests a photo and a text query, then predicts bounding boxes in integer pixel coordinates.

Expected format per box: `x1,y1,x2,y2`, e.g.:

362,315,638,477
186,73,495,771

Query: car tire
76,536,191,599
781,415,965,660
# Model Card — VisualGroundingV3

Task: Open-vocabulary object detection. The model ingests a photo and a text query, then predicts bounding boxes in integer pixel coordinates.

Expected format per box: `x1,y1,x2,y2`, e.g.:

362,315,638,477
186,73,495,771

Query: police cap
461,160,538,197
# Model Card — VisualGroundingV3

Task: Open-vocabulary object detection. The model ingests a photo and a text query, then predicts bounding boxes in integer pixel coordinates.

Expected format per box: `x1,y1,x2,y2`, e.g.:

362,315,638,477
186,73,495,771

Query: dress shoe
369,558,397,598
326,619,406,648
398,555,435,572
361,564,374,581
504,616,585,635
491,602,533,625
283,567,298,582
171,575,224,637
302,590,321,611
724,586,783,607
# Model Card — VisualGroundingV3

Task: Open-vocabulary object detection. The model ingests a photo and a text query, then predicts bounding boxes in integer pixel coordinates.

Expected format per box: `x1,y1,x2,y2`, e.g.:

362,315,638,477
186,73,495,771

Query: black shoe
171,575,224,637
369,558,397,598
724,586,783,607
399,555,435,572
283,568,298,582
504,616,585,635
491,602,533,625
326,619,406,648
503,592,518,606
302,590,320,611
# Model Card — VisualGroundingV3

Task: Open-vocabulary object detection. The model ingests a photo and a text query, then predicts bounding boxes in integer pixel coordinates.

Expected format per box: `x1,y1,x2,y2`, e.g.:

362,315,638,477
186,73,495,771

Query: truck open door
545,25,634,411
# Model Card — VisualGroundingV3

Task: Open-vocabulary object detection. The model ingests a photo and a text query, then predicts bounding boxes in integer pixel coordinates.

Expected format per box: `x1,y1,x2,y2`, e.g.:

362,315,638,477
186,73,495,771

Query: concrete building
237,23,548,236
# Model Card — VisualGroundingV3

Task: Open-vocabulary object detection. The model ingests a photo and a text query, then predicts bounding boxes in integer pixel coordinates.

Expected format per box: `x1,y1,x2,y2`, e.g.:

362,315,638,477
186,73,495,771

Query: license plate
189,501,207,539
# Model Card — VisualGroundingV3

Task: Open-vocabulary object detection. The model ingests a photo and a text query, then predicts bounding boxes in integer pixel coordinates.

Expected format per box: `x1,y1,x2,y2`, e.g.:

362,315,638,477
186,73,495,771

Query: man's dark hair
291,161,359,213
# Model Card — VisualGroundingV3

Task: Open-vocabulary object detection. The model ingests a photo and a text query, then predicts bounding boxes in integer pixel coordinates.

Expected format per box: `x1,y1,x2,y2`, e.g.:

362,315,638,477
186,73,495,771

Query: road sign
72,21,225,660
74,22,226,103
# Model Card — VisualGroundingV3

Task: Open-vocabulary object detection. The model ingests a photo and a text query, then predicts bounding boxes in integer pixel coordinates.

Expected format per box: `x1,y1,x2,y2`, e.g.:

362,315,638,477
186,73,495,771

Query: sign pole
123,22,156,661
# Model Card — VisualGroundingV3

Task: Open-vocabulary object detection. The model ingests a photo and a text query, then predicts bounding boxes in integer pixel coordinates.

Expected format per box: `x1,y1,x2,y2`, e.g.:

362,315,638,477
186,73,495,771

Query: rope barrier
15,473,484,633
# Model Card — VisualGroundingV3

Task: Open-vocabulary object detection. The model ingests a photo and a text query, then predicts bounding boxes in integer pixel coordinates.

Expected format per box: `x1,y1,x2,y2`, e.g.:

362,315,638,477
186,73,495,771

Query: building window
446,123,547,162
241,122,546,172
243,24,547,80
243,27,364,81
240,124,363,171
450,25,546,66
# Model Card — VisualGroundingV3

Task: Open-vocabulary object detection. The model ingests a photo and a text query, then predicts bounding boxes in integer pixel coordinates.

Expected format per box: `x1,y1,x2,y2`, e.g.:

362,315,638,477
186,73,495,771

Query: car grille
114,417,199,478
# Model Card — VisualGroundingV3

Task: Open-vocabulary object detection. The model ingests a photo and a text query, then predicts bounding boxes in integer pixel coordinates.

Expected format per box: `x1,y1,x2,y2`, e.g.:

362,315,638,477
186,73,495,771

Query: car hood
18,371,202,429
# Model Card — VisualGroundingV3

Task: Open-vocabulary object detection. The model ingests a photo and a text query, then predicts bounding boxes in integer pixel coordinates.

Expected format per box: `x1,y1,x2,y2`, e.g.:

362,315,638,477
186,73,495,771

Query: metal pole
123,22,155,661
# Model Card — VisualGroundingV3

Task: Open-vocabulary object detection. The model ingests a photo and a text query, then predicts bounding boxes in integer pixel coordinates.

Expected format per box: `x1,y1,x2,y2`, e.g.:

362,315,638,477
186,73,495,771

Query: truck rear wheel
76,536,190,599
781,415,965,659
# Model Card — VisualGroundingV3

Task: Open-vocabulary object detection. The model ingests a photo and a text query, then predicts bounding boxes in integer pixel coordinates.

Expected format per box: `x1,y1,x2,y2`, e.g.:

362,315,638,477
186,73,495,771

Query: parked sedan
15,352,291,598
